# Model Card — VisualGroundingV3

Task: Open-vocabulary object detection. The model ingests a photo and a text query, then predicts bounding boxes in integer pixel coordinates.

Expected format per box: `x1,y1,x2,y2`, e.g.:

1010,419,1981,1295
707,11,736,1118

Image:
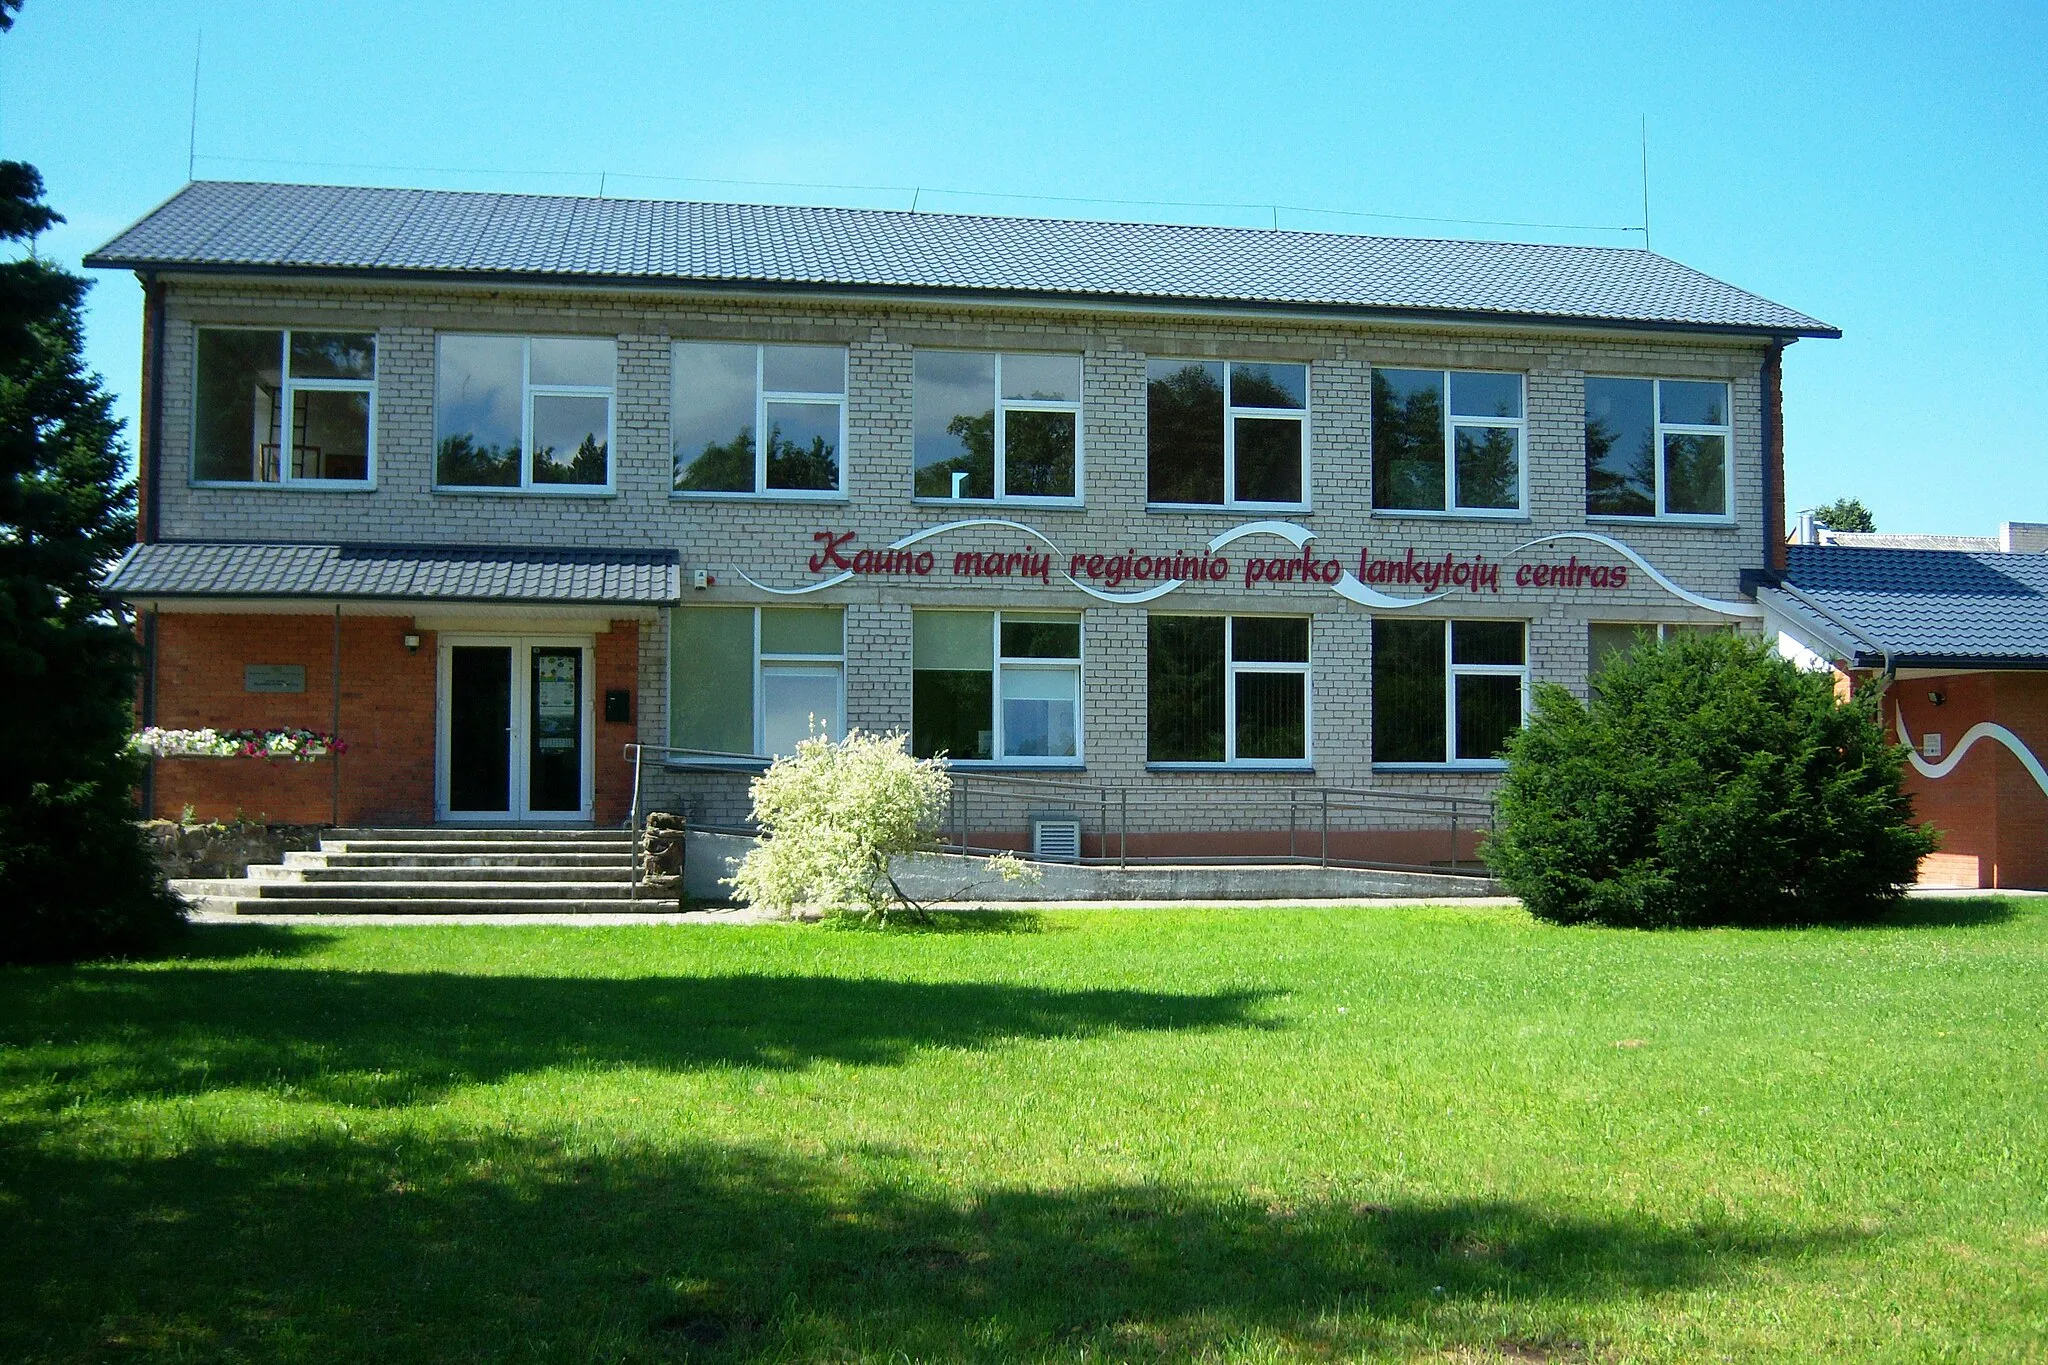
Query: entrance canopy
101,541,681,610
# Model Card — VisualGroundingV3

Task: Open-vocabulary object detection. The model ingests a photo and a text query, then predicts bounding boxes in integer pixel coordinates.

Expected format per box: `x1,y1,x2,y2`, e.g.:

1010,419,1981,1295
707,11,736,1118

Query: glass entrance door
529,647,583,813
449,646,513,813
441,637,591,821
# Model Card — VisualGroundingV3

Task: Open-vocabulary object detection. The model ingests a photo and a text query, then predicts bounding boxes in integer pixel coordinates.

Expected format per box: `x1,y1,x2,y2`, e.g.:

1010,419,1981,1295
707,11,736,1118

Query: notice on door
536,654,578,750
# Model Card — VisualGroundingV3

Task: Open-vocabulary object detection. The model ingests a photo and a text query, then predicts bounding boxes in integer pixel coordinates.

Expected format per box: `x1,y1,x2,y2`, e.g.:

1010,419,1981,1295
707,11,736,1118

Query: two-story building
87,181,1835,863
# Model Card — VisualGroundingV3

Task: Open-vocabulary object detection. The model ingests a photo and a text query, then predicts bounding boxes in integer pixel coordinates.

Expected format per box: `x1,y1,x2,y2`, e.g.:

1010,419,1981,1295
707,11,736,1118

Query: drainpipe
1762,340,1787,573
137,274,166,816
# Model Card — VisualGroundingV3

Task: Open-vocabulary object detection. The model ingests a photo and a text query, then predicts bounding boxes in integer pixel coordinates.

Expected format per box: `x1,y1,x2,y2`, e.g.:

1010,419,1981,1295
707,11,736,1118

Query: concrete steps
171,825,668,915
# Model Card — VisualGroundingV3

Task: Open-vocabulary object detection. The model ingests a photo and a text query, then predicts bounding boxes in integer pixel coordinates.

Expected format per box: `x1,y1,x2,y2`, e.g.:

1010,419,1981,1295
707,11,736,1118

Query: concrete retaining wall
684,829,1499,904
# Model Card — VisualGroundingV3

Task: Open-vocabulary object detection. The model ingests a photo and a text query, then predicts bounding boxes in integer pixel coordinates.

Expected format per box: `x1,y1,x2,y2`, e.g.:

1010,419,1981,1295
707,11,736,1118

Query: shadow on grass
162,922,347,959
823,908,1051,935
0,964,1271,1110
1872,897,2022,929
0,1128,1853,1363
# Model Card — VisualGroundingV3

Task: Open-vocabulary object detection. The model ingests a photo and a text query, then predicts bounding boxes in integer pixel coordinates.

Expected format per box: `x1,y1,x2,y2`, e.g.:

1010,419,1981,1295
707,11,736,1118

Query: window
193,329,375,484
672,342,847,496
668,607,844,758
434,335,614,490
1588,622,1724,678
1146,360,1308,507
913,352,1081,502
1585,378,1731,518
1147,615,1310,766
911,611,1082,764
1372,619,1526,767
1371,368,1524,514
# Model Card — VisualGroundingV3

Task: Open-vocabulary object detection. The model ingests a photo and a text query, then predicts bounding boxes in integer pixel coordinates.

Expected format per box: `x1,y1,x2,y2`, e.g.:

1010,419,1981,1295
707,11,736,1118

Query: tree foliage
1813,497,1877,534
1,160,185,962
1484,631,1935,928
731,729,954,922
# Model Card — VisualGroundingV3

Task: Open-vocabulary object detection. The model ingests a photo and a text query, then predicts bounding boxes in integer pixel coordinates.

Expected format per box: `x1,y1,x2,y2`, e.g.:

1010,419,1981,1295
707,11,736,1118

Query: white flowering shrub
731,728,953,921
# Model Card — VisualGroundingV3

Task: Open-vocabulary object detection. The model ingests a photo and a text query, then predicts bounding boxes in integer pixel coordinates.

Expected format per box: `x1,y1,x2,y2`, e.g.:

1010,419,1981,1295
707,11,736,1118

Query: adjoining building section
87,181,1838,868
1761,542,2048,889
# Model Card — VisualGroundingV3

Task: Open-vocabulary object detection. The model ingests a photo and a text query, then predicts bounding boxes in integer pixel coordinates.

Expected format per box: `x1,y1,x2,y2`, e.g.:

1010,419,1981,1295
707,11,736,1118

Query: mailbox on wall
604,689,632,723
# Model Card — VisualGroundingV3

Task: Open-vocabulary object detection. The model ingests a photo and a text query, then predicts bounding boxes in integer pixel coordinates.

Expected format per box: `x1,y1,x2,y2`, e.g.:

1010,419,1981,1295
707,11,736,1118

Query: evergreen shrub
1484,631,1936,927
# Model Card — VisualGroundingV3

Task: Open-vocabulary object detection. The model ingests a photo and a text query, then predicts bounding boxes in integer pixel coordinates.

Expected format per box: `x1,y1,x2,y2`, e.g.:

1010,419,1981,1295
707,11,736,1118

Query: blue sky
4,0,2043,535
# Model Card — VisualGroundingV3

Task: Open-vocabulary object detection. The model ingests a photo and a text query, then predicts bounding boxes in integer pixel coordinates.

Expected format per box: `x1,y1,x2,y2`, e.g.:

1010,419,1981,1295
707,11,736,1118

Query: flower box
130,727,348,764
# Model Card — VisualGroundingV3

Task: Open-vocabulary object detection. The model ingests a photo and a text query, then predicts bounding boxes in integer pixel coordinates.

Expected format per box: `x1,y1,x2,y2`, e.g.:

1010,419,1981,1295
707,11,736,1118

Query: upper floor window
193,328,375,485
914,352,1081,502
1585,378,1731,519
1148,615,1310,767
434,335,614,491
1372,368,1524,515
672,342,846,498
1147,360,1308,508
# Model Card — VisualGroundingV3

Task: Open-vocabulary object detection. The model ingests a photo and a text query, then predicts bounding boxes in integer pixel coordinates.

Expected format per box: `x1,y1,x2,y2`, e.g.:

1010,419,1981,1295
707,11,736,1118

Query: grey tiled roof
84,181,1839,337
101,541,680,605
1769,545,2048,667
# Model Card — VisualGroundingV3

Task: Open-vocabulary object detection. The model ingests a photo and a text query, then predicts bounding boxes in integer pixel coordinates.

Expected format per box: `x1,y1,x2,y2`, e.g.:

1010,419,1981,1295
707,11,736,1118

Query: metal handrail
623,742,768,901
627,743,1498,886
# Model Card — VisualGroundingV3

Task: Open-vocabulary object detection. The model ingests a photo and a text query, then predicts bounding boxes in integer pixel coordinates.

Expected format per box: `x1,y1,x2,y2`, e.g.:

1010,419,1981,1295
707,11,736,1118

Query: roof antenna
1639,114,1651,251
186,30,202,183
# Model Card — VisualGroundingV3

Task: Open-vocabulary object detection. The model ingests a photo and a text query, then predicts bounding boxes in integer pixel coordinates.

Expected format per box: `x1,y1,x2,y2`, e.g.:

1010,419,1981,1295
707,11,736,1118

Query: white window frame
1373,619,1529,772
913,351,1084,506
912,609,1085,768
433,334,616,495
1370,367,1527,519
1149,614,1313,770
671,342,848,500
753,608,846,758
191,326,378,489
1584,376,1735,524
1147,359,1312,512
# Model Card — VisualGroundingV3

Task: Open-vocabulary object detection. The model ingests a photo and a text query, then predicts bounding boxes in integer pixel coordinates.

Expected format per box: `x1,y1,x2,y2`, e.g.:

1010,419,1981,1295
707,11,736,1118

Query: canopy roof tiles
101,541,681,606
85,180,1839,338
1765,545,2048,670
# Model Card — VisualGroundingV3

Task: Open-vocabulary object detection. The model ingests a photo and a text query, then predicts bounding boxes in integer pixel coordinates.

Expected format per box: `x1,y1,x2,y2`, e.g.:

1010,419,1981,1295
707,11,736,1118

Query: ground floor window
1372,619,1525,767
1588,621,1725,682
1148,615,1310,766
669,607,844,757
912,610,1083,764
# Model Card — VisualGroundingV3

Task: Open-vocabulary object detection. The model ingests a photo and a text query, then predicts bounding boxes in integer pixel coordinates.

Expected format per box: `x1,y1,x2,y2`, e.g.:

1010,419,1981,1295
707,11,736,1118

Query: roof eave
76,256,1842,340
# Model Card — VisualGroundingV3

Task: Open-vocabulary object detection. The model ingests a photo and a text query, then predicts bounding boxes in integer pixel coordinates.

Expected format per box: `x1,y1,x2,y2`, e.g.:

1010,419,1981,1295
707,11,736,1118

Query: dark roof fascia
79,257,1842,341
114,590,674,606
1881,655,2048,672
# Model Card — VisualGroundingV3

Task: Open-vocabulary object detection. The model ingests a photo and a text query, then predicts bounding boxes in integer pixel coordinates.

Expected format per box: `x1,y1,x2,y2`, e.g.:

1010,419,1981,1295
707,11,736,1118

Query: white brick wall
154,278,1775,822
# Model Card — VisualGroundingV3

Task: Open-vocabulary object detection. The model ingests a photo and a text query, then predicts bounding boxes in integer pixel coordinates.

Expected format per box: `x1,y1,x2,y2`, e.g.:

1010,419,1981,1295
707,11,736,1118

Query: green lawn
3,903,2045,1363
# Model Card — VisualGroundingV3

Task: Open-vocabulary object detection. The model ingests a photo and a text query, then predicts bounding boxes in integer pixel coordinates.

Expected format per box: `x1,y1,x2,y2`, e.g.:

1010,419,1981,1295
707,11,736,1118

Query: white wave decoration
731,567,853,596
1895,704,2048,800
1330,573,1450,610
1207,520,1316,552
1507,532,1762,619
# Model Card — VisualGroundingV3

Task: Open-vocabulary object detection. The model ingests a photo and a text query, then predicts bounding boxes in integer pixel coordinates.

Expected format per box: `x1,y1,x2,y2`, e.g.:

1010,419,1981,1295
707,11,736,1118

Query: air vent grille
1031,817,1082,863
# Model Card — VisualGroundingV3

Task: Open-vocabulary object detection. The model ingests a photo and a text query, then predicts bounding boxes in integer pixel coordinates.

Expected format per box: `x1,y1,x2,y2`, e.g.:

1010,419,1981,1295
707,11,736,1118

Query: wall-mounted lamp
1927,690,1945,706
402,633,421,654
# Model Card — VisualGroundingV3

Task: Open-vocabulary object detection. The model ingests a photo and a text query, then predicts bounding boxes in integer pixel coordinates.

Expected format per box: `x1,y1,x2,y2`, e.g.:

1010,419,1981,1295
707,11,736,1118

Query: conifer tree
0,159,184,961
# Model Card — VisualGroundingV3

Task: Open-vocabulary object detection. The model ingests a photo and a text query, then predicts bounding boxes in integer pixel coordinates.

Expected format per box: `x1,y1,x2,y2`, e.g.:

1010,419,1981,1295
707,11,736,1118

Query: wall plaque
243,664,306,694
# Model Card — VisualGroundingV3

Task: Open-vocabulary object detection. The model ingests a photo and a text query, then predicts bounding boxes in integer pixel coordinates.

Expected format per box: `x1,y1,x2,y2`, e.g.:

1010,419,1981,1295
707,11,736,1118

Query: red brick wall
594,621,639,823
150,614,437,826
1891,671,2048,890
151,613,637,827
